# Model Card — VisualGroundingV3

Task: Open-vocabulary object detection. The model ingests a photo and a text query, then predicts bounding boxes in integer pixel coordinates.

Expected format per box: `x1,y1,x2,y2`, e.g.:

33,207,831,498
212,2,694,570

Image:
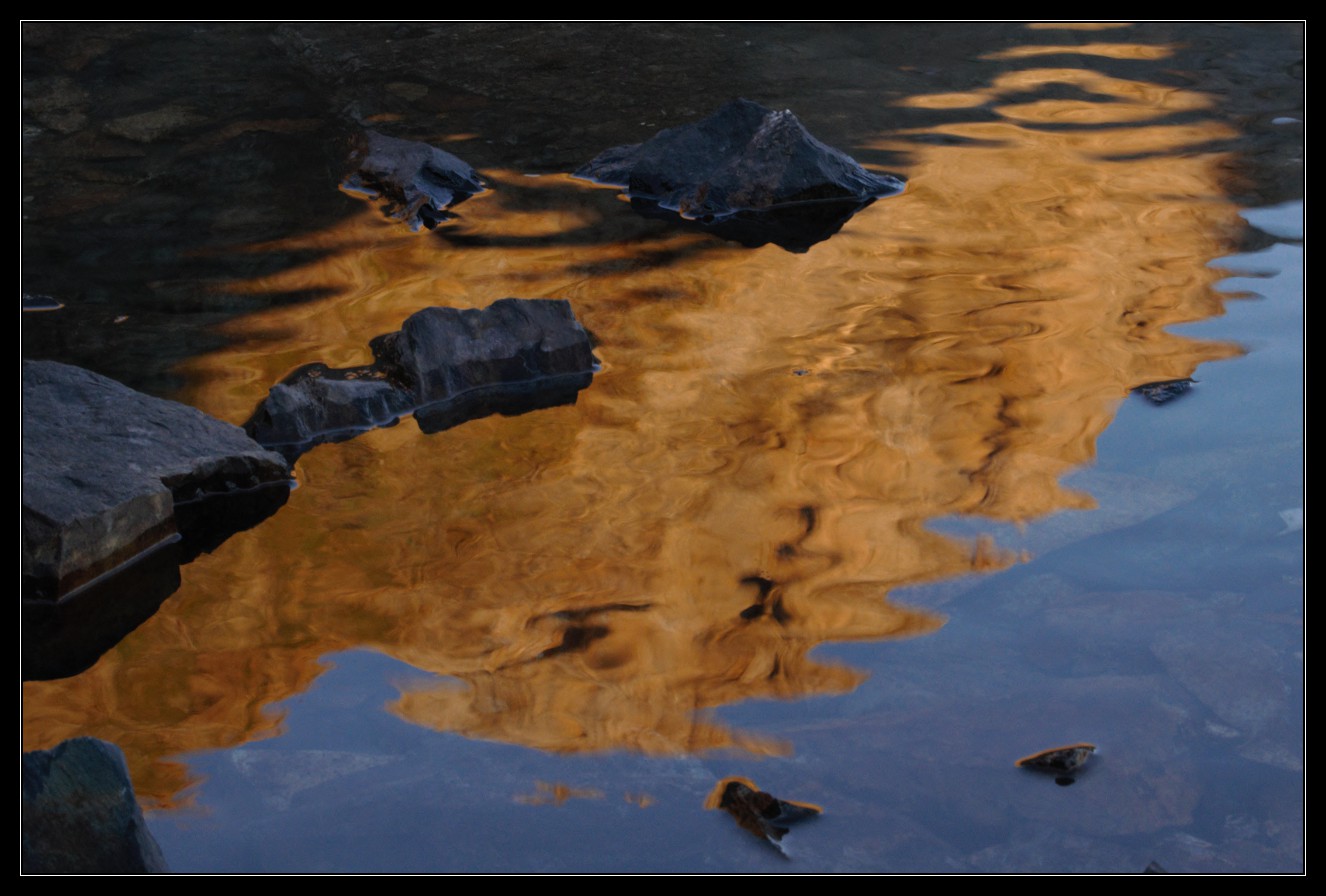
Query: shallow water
22,23,1303,873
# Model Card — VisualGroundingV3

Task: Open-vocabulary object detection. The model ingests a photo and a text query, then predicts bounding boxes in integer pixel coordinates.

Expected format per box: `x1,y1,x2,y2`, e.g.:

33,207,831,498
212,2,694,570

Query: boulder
341,129,487,230
576,98,905,251
22,360,291,602
246,298,599,460
22,737,168,873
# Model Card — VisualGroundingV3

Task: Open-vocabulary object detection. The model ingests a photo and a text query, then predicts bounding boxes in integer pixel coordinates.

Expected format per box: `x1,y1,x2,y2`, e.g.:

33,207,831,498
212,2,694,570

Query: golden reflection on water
982,43,1176,61
23,46,1245,807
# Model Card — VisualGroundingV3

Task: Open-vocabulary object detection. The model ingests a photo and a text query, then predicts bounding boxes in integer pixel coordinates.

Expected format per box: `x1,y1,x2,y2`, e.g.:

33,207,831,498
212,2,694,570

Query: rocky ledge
23,360,292,603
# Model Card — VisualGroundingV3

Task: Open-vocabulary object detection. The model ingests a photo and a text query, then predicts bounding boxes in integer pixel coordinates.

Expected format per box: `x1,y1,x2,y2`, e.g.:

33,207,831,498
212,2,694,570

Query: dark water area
22,23,1302,873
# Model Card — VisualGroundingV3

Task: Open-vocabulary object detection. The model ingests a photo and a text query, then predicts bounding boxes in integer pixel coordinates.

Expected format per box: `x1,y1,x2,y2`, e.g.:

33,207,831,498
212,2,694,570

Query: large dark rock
246,298,599,460
23,360,291,601
341,129,487,230
22,737,168,874
576,98,905,252
23,362,291,679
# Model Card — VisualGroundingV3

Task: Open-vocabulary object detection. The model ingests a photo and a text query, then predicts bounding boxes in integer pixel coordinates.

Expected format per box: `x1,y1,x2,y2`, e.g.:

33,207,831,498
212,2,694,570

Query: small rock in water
245,298,599,461
1132,378,1194,404
576,98,905,252
706,777,821,855
341,129,487,230
1016,743,1096,785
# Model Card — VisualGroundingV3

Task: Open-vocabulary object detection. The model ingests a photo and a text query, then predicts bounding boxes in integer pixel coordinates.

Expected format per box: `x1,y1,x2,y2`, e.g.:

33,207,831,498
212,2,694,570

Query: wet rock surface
22,360,291,602
245,298,598,460
341,129,487,230
22,737,167,873
576,98,905,251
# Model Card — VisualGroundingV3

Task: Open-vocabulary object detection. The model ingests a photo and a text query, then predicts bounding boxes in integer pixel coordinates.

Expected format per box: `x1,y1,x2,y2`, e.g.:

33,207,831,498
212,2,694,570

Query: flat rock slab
23,737,168,873
341,129,487,230
22,360,290,600
246,298,599,461
576,98,905,252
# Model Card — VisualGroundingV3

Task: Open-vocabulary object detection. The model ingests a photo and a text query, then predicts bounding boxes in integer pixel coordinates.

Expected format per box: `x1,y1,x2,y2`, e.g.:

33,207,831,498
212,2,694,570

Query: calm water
22,23,1303,873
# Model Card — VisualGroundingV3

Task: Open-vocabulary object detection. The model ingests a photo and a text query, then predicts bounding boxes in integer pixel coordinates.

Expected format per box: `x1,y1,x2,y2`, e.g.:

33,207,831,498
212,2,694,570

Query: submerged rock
341,129,487,230
22,737,168,873
22,361,291,678
576,98,905,252
245,298,599,461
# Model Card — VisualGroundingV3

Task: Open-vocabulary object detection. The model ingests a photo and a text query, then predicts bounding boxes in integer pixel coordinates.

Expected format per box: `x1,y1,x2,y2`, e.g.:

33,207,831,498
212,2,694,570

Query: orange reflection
23,40,1244,808
514,781,604,806
984,43,1174,61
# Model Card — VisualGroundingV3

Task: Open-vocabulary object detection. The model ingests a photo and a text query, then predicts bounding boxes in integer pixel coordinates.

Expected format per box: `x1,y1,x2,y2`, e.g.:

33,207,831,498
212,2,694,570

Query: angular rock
22,361,291,602
341,129,487,230
22,737,168,873
246,298,599,460
706,777,822,856
576,98,905,252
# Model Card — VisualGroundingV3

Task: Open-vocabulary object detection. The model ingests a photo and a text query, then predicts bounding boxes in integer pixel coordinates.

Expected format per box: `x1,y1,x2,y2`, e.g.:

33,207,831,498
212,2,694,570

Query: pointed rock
706,776,821,854
577,99,904,251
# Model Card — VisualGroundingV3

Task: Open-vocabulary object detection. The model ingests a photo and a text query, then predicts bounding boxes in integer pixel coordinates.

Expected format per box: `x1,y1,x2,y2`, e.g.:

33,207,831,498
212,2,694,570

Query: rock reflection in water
22,29,1250,815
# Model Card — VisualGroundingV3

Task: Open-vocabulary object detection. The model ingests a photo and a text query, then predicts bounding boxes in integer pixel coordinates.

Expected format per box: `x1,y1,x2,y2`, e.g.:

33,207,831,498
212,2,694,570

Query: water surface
22,23,1302,873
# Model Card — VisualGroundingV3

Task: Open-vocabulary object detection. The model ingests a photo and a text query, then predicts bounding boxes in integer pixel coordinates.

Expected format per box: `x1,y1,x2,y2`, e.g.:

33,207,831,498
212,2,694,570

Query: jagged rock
576,98,905,251
706,777,822,856
22,360,291,604
22,737,168,873
246,298,599,460
341,129,487,230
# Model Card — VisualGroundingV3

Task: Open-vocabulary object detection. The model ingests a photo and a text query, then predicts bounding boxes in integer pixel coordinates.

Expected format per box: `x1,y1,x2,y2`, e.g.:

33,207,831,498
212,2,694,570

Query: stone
1133,378,1195,404
1016,743,1096,785
246,298,599,460
576,98,905,252
22,737,168,873
341,129,487,230
707,777,821,855
22,360,292,602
